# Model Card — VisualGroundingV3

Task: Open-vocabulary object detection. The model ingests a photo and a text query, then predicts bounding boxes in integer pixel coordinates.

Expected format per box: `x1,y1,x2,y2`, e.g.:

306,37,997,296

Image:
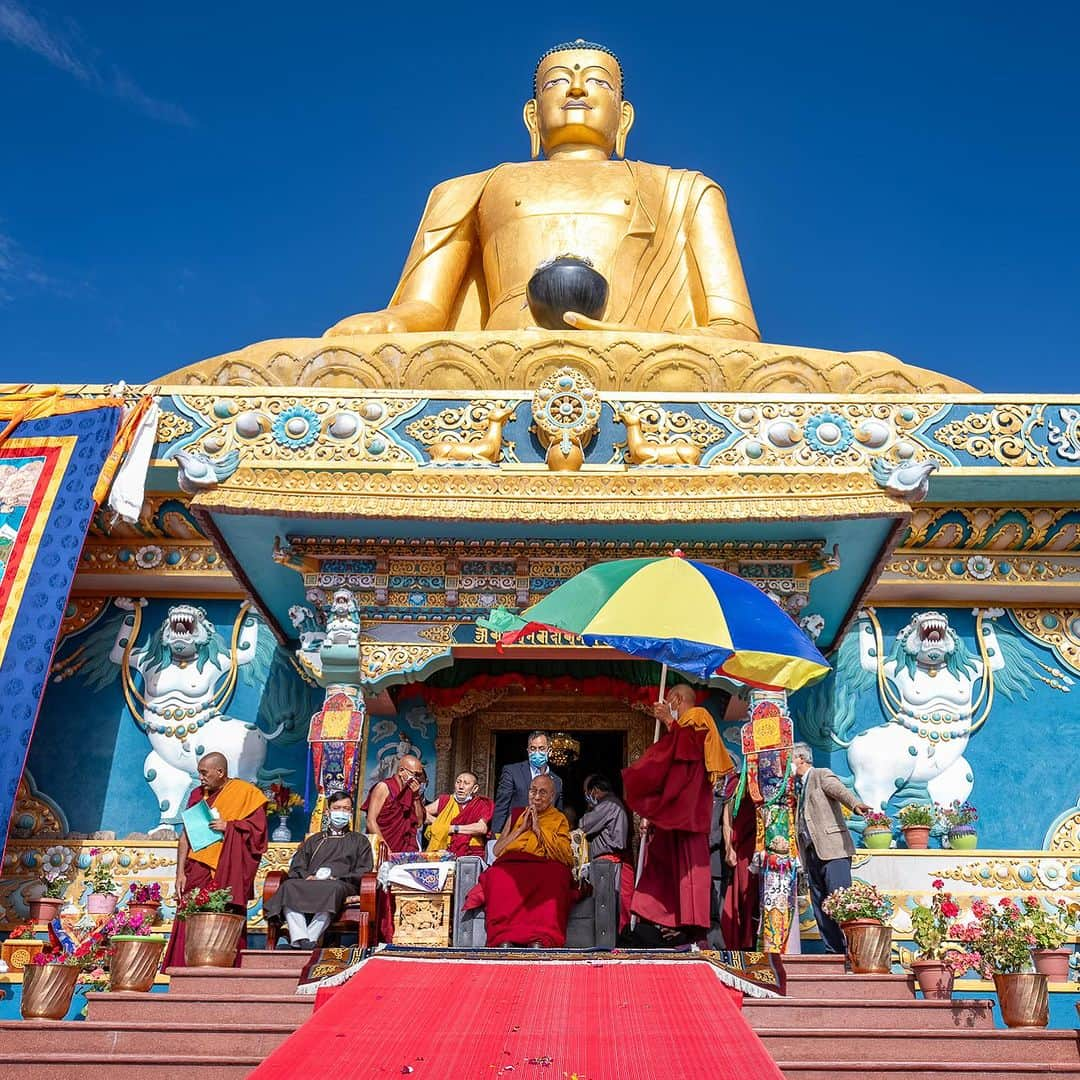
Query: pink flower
932,879,944,890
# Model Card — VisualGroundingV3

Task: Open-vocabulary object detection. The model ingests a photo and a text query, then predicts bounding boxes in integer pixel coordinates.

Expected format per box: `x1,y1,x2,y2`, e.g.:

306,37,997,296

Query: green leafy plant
1021,896,1069,950
176,882,233,920
85,849,117,895
937,800,978,831
821,880,894,924
41,865,70,899
863,809,892,830
953,896,1035,976
897,803,935,828
910,879,962,960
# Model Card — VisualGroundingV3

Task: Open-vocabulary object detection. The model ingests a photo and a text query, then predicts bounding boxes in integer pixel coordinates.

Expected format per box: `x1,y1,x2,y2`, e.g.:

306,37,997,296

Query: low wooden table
388,867,455,947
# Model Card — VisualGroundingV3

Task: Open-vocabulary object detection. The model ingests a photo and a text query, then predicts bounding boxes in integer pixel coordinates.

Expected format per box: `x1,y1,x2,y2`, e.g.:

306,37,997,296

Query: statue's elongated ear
615,99,635,159
523,99,541,159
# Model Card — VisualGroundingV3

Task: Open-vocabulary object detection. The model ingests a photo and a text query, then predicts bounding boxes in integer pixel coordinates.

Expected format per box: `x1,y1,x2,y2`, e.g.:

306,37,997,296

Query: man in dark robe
579,774,634,934
164,751,268,968
463,775,577,947
361,754,424,853
424,771,494,857
264,789,373,948
623,684,733,939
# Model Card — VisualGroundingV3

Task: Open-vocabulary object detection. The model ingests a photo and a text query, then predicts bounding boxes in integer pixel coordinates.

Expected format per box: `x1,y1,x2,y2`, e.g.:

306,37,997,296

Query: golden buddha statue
165,40,972,394
324,39,759,342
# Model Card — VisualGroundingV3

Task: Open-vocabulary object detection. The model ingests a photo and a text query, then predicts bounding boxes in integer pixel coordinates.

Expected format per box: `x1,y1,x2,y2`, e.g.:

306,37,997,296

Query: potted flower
862,809,894,850
30,863,71,924
85,849,119,915
822,881,894,973
957,896,1049,1028
897,803,935,849
126,881,163,925
20,936,104,1020
105,909,166,993
1,923,45,971
1020,896,1072,980
939,800,978,849
176,882,241,967
264,782,304,843
908,878,961,998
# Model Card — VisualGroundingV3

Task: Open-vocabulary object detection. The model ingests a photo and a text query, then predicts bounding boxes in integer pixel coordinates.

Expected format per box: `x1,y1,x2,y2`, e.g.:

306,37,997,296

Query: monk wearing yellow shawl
424,772,494,857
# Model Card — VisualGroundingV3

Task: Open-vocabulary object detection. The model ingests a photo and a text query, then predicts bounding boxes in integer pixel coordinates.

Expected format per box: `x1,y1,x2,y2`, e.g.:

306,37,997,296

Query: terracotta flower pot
863,828,893,850
126,902,160,926
29,896,65,924
1,938,45,972
183,911,245,967
993,972,1048,1029
910,958,954,999
86,892,118,915
110,936,166,992
901,825,931,849
20,963,79,1020
841,919,892,974
1031,947,1072,981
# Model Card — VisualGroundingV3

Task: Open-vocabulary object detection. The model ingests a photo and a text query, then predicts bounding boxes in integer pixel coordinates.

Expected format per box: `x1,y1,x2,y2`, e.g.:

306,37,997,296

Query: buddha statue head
524,39,635,160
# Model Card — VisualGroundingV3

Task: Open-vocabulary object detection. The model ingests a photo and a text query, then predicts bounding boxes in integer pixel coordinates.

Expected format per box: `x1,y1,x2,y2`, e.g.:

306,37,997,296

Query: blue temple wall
23,597,317,838
791,605,1080,851
359,697,438,810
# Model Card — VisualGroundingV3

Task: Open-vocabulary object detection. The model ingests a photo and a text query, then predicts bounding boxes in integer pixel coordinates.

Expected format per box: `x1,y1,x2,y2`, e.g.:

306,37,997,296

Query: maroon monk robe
163,785,268,969
721,790,761,949
432,794,495,857
622,724,712,931
362,775,420,853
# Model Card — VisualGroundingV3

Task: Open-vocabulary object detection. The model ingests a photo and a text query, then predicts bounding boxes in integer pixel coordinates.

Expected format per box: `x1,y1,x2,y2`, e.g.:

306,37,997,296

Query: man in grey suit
793,742,873,953
491,731,563,834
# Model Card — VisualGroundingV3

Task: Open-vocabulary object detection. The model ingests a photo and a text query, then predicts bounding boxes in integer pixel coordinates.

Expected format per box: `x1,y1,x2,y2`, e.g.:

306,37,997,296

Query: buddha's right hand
323,309,411,337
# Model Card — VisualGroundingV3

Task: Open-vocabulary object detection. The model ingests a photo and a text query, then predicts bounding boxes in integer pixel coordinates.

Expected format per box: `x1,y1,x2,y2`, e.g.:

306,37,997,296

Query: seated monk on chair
263,789,373,949
163,752,268,968
424,771,494,857
463,774,576,947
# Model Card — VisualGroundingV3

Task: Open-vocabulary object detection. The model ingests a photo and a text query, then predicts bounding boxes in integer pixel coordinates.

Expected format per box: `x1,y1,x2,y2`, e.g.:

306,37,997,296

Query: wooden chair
263,834,386,950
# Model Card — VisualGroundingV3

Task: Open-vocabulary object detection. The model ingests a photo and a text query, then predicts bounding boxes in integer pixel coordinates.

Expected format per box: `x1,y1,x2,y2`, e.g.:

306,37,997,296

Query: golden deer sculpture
428,403,516,464
617,409,702,466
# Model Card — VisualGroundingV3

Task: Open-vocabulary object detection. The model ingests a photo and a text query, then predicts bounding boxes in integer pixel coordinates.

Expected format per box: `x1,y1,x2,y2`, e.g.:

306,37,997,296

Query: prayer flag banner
0,403,122,846
181,799,219,851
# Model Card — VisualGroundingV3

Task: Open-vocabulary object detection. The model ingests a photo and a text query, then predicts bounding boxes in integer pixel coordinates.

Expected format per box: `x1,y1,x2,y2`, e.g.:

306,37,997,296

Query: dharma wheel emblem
531,366,601,472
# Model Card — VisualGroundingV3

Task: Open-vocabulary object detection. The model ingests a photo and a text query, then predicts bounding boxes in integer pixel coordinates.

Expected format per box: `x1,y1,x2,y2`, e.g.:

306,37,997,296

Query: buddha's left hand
561,312,632,332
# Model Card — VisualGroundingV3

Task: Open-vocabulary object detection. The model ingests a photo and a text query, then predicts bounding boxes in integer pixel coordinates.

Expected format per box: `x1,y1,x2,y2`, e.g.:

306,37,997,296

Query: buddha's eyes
542,77,570,91
588,77,614,91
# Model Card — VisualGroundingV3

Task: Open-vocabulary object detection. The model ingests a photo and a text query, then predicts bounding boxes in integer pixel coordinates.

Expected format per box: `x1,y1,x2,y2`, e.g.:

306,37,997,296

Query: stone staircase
0,949,1076,1078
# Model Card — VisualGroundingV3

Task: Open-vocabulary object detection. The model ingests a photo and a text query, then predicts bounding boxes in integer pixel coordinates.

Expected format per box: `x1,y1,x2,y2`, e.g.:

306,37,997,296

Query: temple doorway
492,728,625,824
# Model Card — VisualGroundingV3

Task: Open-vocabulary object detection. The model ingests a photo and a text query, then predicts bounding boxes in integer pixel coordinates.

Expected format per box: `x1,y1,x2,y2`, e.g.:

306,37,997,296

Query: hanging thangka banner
0,401,123,847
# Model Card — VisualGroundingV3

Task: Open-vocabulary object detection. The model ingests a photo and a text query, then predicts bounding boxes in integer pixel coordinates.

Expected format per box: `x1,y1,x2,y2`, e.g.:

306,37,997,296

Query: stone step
759,1027,1080,1064
164,966,301,994
778,953,848,975
85,991,315,1025
0,1020,296,1057
239,948,313,971
776,1063,1080,1080
782,973,915,1000
0,1055,262,1079
743,997,995,1030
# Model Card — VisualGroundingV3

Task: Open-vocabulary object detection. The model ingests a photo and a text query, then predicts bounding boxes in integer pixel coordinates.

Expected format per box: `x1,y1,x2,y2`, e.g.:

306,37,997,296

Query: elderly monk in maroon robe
164,752,268,968
463,774,576,947
424,771,494,857
623,684,734,936
361,754,425,852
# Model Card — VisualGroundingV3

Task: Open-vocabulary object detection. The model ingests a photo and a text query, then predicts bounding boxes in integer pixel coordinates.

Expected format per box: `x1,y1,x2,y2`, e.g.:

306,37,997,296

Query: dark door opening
492,729,626,826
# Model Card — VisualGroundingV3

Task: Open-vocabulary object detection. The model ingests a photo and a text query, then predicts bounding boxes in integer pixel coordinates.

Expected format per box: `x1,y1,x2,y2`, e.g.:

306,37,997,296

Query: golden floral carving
1008,609,1080,672
901,506,1080,553
934,856,1079,892
156,411,195,443
884,553,1076,585
1046,810,1080,853
405,400,520,464
612,403,719,466
934,405,1047,468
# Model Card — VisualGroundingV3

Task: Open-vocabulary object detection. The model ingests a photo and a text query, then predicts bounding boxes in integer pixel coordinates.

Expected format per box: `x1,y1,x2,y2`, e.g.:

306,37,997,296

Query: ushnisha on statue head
524,39,634,160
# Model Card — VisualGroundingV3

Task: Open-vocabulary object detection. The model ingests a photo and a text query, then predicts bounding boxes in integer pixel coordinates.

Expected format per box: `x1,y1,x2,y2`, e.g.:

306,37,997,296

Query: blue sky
0,2,1077,391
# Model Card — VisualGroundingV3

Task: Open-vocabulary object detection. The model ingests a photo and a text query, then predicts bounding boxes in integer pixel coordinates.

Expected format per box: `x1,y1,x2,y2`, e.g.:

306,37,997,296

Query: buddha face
524,48,634,159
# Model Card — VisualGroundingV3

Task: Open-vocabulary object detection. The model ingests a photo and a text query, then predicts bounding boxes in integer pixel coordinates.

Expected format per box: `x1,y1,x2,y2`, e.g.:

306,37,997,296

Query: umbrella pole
630,664,668,930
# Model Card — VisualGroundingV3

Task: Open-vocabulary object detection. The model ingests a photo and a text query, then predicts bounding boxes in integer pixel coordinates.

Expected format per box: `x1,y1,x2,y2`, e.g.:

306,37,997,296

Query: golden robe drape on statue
389,161,758,336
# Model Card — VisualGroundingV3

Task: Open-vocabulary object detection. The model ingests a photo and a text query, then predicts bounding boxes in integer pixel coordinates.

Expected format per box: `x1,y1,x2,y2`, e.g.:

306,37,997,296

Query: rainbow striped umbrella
488,553,829,691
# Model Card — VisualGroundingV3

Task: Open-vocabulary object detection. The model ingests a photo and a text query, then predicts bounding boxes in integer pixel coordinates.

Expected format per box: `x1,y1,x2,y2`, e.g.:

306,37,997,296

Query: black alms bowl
526,256,609,330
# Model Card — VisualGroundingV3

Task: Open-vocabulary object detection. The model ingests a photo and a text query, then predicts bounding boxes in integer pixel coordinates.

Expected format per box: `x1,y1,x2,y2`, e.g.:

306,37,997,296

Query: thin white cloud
0,2,193,126
0,229,70,305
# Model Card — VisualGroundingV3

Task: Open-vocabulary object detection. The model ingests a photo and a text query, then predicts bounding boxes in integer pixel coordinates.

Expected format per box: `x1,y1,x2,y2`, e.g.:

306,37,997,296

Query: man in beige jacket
792,743,873,953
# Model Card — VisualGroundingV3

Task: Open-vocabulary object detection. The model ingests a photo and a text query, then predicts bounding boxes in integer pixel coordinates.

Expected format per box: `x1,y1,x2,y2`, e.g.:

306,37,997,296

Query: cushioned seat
451,856,619,949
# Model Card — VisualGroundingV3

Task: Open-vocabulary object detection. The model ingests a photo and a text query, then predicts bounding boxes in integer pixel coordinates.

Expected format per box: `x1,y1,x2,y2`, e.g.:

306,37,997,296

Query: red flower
932,879,944,890
941,900,960,919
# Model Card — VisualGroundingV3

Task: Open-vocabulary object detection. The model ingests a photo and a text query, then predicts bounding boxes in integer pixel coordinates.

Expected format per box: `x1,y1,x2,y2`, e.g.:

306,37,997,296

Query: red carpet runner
251,955,783,1079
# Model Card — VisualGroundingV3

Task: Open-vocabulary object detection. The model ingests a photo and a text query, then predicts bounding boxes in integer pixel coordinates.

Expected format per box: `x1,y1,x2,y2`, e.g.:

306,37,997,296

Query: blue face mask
585,793,597,808
328,810,351,829
529,750,548,769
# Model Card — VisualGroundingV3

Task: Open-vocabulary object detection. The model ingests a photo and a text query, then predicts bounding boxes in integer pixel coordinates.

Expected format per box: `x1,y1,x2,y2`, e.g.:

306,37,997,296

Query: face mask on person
454,791,474,804
328,810,351,829
585,793,597,808
529,750,548,769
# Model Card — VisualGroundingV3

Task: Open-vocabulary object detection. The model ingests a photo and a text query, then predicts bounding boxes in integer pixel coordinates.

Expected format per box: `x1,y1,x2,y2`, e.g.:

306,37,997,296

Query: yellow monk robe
463,805,577,946
189,778,268,874
425,794,495,857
